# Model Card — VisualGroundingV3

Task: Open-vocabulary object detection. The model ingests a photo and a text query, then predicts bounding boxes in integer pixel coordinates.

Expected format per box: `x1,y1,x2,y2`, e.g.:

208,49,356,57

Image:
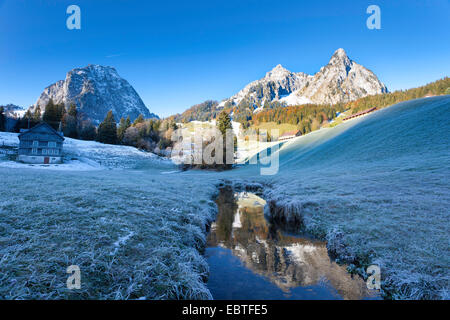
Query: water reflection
206,187,378,300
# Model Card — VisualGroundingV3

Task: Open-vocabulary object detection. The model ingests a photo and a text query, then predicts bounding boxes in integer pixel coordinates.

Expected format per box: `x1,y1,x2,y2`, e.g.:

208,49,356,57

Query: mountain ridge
34,64,158,123
219,48,388,110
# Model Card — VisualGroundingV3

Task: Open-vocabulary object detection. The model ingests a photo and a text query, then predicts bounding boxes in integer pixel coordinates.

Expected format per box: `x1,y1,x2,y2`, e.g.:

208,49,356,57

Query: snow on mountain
221,48,388,108
224,64,311,107
291,48,388,105
279,92,312,105
0,104,26,119
34,64,158,123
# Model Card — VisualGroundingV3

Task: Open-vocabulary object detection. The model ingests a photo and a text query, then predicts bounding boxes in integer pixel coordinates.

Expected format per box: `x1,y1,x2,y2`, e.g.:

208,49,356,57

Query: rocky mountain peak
332,48,348,59
328,48,352,70
264,64,292,81
34,65,158,123
268,64,288,73
220,48,388,109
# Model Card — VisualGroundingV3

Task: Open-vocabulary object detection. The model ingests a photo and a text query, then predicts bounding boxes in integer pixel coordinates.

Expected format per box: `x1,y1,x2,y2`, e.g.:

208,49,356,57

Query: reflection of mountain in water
207,187,375,300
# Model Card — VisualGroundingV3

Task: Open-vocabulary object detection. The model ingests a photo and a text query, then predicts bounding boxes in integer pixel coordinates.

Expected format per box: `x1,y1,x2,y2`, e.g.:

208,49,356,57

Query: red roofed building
343,107,377,121
279,130,301,141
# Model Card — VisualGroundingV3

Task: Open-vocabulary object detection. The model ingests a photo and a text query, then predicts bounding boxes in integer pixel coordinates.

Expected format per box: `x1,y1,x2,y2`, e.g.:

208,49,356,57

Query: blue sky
0,0,449,117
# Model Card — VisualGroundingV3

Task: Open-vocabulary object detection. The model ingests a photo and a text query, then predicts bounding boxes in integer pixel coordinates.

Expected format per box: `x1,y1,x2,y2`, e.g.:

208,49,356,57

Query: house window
54,149,59,155
48,149,53,155
32,141,38,147
48,142,56,147
32,148,37,154
42,149,47,155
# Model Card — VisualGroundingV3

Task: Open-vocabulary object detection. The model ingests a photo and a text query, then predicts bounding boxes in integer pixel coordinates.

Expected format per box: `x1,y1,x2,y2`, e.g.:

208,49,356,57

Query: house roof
18,122,65,141
343,107,377,121
280,130,300,137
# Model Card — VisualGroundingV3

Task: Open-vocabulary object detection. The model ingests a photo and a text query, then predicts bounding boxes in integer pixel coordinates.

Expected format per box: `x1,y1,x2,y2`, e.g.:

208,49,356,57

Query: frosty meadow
1,96,448,300
0,0,449,306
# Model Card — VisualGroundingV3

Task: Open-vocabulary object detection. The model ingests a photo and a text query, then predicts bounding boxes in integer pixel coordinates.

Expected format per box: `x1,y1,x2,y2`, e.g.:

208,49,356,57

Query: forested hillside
239,77,449,132
167,77,449,138
346,77,450,113
172,100,220,123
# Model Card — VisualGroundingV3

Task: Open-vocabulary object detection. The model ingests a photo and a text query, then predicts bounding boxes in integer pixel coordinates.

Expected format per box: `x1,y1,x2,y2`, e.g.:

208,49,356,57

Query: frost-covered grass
0,132,171,171
0,97,448,300
62,136,170,170
255,97,450,299
263,166,449,299
0,168,218,299
0,132,20,147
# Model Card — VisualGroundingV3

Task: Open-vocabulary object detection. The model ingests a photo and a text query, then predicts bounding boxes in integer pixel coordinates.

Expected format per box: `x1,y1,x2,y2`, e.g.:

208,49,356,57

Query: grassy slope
251,122,298,136
260,97,450,299
182,121,215,133
0,168,218,299
1,96,449,300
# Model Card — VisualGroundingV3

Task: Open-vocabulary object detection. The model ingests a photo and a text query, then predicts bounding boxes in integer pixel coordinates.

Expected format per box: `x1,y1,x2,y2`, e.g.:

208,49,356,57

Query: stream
205,187,380,300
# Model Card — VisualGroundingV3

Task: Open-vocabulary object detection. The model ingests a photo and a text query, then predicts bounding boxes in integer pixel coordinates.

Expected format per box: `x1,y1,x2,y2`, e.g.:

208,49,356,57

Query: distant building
279,130,301,141
18,122,64,164
343,107,377,121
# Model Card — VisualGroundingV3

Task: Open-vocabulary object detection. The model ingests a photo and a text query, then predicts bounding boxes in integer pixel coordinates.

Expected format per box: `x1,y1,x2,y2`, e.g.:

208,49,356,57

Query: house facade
18,123,64,164
279,130,301,141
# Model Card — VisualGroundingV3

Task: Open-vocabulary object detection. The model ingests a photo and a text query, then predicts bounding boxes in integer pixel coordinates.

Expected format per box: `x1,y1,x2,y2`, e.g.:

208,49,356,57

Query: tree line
165,77,449,138
172,100,221,123
346,77,450,114
12,99,97,140
97,110,178,155
231,77,450,135
181,110,235,171
2,77,449,150
5,99,177,156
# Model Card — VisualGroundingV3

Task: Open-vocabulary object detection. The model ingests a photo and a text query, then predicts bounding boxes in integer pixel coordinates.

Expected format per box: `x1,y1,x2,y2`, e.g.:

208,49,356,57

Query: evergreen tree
68,104,77,118
33,106,42,123
62,113,78,138
216,111,235,169
43,99,64,130
61,104,79,138
56,104,66,123
43,99,54,125
117,116,131,143
14,113,30,132
13,109,38,131
0,107,5,132
79,120,97,140
96,110,118,144
117,117,126,141
133,114,145,126
24,110,33,127
217,111,233,137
